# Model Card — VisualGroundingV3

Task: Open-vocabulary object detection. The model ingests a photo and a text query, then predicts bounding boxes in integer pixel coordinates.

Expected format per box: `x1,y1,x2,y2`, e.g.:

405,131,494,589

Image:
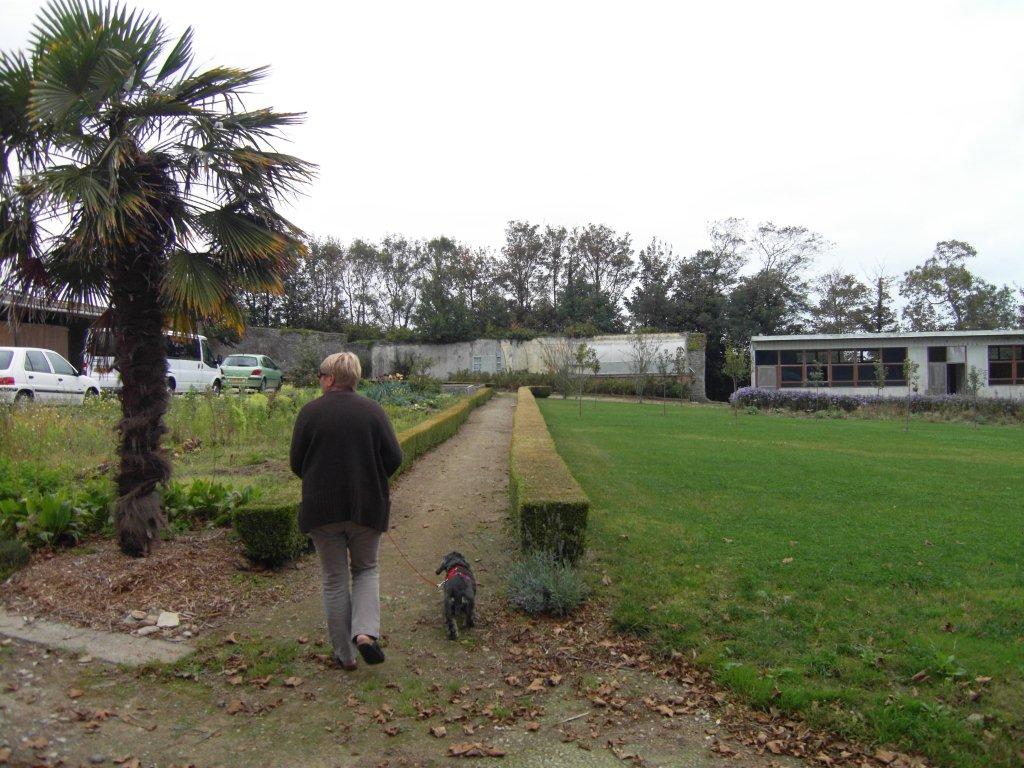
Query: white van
84,331,223,394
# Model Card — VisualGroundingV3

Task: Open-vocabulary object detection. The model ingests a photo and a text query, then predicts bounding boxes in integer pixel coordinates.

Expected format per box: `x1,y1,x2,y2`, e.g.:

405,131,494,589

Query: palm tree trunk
110,155,175,557
111,245,171,556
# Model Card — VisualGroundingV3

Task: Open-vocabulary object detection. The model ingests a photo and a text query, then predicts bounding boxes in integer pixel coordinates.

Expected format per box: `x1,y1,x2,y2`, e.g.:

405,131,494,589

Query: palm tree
0,1,313,556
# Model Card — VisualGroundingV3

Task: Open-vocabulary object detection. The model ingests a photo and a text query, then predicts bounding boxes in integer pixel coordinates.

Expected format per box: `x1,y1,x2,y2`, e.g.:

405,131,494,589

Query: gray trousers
309,521,382,665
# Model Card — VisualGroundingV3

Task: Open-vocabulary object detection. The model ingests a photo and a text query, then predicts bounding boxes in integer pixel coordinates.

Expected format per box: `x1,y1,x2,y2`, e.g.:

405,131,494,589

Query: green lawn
539,398,1024,768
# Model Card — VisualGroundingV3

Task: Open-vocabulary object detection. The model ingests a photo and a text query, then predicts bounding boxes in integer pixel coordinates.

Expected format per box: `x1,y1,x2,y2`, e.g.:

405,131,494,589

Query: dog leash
386,530,444,589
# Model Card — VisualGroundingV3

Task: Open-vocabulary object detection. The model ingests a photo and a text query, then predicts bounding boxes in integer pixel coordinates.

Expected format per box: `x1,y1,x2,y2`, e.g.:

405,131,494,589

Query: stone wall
373,332,707,401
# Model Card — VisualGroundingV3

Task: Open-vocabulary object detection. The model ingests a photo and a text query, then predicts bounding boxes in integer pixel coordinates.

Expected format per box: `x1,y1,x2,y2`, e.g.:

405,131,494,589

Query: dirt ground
0,394,881,768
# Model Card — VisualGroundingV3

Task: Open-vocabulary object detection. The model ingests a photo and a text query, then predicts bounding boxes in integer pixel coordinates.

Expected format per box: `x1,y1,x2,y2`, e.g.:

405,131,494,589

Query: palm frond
155,27,192,83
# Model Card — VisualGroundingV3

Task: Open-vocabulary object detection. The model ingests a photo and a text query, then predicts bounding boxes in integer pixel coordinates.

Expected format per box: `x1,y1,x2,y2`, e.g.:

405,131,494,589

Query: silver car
0,347,102,404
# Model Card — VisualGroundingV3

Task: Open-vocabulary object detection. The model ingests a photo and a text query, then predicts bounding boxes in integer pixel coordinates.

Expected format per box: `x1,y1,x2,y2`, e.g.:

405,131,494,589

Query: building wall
0,323,69,359
373,333,707,400
750,334,1024,399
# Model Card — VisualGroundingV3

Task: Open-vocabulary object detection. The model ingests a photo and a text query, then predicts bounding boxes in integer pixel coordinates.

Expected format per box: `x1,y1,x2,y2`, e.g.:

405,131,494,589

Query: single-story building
749,330,1024,399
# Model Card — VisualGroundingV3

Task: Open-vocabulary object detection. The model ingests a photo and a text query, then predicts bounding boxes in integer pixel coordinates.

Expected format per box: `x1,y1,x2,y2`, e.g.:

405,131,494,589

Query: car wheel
84,388,99,400
167,377,176,393
258,377,267,392
211,379,222,395
14,390,33,405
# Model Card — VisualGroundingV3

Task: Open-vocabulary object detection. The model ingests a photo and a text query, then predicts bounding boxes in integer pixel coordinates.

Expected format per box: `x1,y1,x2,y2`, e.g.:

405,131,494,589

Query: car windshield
224,355,259,367
0,351,12,370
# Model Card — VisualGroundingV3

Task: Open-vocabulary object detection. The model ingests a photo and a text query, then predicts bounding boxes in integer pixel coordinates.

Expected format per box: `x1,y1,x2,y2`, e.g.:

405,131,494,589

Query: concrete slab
0,608,193,666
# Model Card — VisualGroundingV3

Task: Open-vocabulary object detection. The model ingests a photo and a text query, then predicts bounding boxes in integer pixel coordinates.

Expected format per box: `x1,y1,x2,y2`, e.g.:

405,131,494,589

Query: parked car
220,354,285,391
84,331,223,394
0,347,101,404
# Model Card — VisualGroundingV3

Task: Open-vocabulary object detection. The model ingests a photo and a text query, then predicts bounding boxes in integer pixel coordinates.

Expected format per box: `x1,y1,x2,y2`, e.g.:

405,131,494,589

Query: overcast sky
3,0,1023,287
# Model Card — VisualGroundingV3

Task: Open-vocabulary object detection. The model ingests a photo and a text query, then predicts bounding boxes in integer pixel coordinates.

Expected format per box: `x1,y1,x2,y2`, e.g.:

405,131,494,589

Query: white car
84,331,223,395
0,347,102,405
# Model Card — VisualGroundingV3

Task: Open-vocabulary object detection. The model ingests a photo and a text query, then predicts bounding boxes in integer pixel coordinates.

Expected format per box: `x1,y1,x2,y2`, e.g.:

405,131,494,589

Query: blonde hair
320,352,361,390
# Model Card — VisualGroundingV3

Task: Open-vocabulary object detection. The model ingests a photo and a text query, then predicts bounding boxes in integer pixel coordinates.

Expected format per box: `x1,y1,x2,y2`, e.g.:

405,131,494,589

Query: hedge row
451,370,691,399
393,386,495,478
510,387,589,564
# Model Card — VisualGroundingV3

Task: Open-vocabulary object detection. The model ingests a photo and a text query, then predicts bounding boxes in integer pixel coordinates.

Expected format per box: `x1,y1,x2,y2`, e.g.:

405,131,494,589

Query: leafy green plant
161,479,259,531
507,550,589,617
22,492,79,548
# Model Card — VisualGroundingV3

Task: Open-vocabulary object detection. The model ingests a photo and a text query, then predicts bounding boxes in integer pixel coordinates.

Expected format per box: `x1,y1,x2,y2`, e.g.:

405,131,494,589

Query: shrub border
510,387,589,564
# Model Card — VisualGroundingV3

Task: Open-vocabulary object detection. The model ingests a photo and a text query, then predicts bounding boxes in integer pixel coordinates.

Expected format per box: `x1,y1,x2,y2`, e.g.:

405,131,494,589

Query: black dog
436,551,476,640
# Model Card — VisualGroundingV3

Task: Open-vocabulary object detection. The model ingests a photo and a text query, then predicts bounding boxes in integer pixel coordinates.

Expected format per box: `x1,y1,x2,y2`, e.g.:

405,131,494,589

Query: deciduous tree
900,240,1017,330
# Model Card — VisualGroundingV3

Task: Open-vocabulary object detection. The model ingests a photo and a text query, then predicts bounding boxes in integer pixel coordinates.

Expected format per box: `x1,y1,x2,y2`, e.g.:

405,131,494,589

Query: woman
290,352,402,669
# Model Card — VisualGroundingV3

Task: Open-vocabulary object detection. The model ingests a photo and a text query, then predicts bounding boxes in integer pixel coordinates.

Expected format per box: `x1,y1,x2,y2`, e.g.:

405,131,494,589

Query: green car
221,354,284,392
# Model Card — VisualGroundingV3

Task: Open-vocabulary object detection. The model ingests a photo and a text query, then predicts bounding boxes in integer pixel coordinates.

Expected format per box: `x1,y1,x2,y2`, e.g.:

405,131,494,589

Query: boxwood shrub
0,536,30,580
393,387,494,477
232,504,305,568
510,387,589,564
528,385,552,398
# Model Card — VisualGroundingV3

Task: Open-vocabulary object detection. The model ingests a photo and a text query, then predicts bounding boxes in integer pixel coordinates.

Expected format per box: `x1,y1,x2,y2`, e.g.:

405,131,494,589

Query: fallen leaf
224,632,239,644
448,742,506,758
975,676,992,685
655,704,675,717
910,670,930,684
601,574,613,587
225,700,246,715
0,747,10,763
874,749,897,765
282,677,304,688
296,636,309,644
227,675,244,686
384,725,400,737
346,694,360,706
781,557,794,564
67,688,85,699
24,737,47,750
526,678,546,693
547,674,563,686
430,725,447,738
524,721,541,731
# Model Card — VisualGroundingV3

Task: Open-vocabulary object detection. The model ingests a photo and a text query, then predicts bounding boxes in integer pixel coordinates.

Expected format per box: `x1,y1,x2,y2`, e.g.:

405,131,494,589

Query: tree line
243,219,1023,400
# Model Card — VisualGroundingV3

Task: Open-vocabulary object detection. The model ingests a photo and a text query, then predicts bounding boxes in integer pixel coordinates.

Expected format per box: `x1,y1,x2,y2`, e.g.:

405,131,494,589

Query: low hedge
510,387,589,564
232,504,306,568
529,385,552,398
0,536,29,580
393,386,494,477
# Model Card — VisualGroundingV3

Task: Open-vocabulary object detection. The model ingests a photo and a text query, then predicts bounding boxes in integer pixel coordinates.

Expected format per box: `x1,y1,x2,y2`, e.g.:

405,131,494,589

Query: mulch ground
1,530,311,636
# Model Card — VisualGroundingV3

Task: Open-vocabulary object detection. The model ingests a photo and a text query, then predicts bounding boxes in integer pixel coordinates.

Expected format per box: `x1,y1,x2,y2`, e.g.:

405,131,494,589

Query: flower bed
730,386,1024,421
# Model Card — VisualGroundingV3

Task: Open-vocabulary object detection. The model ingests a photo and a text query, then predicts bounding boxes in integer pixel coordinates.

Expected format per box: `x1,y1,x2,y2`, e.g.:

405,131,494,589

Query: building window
988,345,1024,385
757,347,908,388
496,352,504,373
471,356,482,373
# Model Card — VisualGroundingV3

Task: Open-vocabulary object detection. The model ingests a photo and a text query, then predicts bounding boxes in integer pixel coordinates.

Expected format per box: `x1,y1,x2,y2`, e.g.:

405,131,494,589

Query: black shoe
356,639,385,665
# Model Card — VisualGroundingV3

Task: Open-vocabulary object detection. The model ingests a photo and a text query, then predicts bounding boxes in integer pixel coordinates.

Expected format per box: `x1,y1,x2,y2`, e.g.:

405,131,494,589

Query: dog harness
439,564,475,590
